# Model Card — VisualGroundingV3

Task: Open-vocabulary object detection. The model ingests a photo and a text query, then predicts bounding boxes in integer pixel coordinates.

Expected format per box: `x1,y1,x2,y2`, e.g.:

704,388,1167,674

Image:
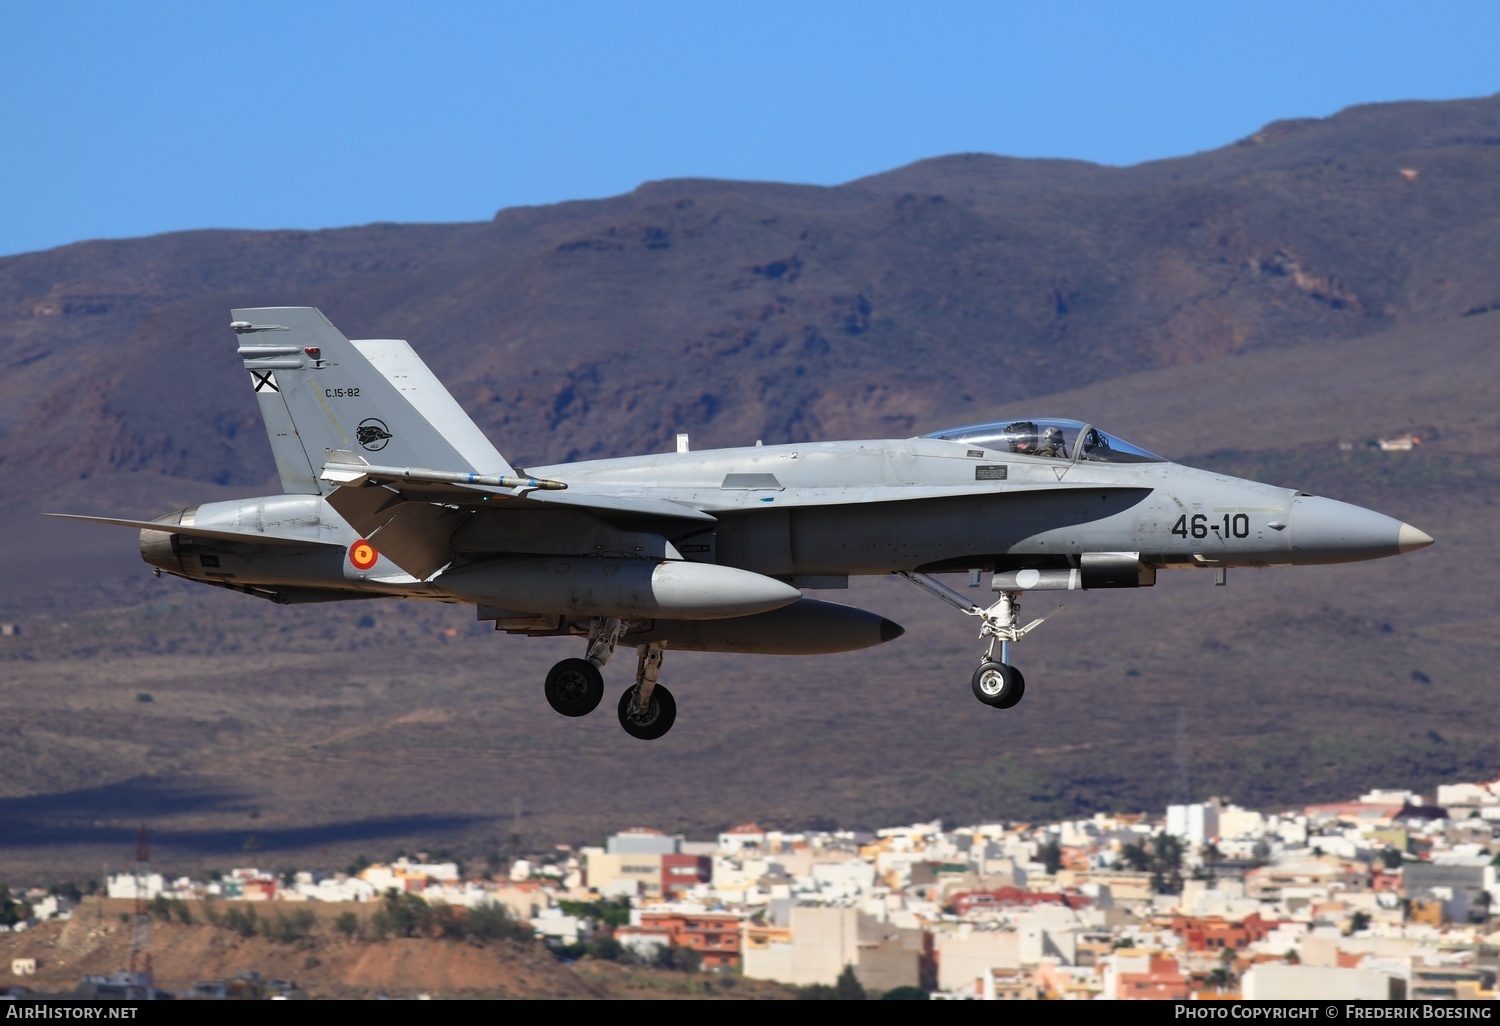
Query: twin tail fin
233,307,513,495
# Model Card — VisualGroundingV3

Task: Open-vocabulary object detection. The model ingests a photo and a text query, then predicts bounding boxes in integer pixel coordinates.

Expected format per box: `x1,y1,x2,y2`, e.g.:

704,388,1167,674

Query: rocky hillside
1,94,1497,488
0,899,789,999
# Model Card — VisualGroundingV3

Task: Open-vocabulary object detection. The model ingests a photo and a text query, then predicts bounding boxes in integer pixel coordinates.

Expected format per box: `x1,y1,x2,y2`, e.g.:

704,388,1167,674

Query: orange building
1116,955,1191,1000
636,911,744,970
1169,912,1275,953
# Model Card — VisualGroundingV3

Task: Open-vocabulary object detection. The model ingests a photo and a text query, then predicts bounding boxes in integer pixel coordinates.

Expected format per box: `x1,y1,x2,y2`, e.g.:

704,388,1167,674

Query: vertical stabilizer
352,339,509,475
233,307,514,495
250,361,321,494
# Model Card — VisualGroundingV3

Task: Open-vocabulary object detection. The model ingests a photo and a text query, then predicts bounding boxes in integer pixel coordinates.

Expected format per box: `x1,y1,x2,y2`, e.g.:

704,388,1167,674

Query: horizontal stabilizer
323,487,466,580
44,513,343,549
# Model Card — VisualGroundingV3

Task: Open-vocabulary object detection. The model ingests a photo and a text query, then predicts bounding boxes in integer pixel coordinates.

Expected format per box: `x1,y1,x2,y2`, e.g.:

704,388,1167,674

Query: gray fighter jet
52,308,1434,739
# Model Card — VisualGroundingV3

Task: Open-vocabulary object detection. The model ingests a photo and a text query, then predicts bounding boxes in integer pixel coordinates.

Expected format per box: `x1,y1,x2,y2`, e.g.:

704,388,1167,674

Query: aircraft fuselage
139,435,1421,599
59,307,1431,739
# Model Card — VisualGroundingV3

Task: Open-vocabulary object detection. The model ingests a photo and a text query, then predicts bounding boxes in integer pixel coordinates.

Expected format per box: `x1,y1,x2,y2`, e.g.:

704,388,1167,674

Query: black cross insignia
251,371,279,393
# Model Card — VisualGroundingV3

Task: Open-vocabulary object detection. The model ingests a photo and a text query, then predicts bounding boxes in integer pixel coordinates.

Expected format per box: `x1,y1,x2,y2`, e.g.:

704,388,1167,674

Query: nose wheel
898,572,1057,711
971,661,1026,708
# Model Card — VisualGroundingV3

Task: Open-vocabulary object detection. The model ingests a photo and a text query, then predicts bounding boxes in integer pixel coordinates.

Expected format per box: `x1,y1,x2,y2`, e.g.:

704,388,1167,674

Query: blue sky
2,1,1497,257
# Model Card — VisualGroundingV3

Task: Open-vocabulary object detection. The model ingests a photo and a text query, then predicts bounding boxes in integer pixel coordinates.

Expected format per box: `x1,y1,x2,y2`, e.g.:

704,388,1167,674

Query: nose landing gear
542,621,678,739
897,572,1058,710
972,661,1025,709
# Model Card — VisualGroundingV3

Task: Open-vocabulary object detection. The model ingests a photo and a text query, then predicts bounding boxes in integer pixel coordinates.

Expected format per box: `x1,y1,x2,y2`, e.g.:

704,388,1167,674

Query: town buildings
10,777,1500,999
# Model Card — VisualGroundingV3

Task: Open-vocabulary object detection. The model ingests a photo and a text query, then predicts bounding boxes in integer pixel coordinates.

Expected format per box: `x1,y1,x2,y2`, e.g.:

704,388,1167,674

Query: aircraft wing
319,454,717,521
324,475,716,522
512,489,718,521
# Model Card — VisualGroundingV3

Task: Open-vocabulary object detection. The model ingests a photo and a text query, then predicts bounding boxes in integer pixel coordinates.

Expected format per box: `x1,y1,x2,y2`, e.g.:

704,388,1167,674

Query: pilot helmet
1041,426,1064,450
1006,421,1038,453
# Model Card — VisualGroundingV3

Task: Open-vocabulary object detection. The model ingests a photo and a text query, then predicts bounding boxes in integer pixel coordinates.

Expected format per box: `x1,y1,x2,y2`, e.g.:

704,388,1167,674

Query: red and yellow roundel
349,540,378,571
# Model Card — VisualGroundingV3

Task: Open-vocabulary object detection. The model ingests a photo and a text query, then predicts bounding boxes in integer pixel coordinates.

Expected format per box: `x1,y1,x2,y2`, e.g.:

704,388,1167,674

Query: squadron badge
357,417,392,451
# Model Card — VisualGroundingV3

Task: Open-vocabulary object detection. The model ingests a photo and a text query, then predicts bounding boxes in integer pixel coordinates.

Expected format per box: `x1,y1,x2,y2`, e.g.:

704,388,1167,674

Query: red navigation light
304,347,321,358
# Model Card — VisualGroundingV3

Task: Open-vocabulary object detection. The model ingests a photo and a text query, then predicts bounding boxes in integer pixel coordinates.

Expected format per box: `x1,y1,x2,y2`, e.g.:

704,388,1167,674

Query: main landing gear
897,572,1059,710
542,618,676,739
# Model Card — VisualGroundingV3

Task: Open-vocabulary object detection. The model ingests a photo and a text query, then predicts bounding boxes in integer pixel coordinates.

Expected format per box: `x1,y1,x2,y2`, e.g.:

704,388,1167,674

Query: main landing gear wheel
971,661,1026,709
618,682,676,740
544,658,604,717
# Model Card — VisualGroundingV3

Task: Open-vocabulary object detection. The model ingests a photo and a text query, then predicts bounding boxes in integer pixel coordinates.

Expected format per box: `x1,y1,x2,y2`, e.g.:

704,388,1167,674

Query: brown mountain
3,93,1498,485
0,95,1496,879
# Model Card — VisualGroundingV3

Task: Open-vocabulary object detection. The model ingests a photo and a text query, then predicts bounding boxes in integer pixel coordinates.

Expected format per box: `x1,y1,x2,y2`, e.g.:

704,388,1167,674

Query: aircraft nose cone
1290,495,1429,565
1398,523,1435,553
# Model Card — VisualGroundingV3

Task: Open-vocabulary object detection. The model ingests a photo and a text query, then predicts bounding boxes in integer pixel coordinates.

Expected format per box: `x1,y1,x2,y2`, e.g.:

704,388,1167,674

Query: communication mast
128,824,152,982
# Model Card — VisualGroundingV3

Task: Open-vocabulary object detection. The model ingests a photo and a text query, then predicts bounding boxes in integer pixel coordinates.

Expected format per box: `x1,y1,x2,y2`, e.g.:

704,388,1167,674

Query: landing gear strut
619,643,675,740
897,572,1057,710
542,623,678,739
543,617,621,717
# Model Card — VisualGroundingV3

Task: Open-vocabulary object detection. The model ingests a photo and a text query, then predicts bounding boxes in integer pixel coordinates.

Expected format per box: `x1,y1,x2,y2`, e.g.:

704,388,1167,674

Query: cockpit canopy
923,418,1164,464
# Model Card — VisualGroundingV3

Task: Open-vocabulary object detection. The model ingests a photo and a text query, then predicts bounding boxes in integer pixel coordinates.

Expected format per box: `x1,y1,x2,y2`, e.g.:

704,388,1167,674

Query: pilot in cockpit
1004,421,1039,454
1036,426,1068,459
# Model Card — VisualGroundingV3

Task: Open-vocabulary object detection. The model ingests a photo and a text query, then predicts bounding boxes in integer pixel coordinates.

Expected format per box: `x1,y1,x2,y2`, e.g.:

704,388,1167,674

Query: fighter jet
52,308,1434,739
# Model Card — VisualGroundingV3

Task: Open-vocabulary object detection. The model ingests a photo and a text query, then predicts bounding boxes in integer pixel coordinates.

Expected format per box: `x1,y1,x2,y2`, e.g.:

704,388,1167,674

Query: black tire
994,667,1026,709
971,661,1020,708
617,683,677,740
544,658,604,717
